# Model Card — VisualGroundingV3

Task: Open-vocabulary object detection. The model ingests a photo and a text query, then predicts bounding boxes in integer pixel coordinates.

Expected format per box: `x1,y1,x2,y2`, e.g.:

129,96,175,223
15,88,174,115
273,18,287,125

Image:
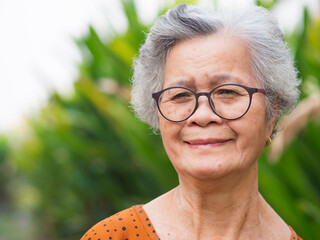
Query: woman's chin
179,161,234,182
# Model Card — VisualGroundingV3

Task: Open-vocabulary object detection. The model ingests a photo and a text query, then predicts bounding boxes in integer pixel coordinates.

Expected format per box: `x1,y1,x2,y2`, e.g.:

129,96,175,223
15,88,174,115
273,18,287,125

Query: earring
265,137,272,147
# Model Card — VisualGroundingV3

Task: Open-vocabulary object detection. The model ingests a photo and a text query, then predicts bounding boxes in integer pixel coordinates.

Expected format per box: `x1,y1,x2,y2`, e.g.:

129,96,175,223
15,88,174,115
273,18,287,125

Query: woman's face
159,34,276,181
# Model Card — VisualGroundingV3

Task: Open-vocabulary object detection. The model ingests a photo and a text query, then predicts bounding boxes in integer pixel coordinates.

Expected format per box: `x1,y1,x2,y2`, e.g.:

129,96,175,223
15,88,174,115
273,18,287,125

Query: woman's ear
267,107,279,139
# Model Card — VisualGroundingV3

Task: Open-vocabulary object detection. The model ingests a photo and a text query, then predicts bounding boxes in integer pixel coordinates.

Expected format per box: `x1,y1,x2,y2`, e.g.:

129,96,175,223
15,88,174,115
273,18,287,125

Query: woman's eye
217,89,238,95
172,92,192,99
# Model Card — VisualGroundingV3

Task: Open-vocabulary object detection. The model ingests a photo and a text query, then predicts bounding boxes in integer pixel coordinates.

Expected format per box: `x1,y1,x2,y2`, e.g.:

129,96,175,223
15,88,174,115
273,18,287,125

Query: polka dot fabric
289,226,303,240
81,205,302,240
81,205,160,240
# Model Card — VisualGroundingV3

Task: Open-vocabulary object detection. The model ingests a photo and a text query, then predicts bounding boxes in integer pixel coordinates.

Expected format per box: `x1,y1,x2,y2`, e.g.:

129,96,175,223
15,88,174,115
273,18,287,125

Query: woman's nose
186,96,223,127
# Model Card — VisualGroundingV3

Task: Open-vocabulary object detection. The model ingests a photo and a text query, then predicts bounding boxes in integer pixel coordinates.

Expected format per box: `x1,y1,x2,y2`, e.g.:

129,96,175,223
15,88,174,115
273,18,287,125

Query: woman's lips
185,138,231,148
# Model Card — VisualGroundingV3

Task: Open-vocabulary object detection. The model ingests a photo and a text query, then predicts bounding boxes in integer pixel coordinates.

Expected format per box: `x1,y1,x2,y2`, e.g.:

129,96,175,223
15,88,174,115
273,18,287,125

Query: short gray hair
131,3,300,136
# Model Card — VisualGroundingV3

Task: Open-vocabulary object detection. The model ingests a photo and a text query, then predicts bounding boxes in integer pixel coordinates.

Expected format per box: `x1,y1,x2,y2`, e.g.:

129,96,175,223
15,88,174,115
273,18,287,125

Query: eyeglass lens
158,85,251,121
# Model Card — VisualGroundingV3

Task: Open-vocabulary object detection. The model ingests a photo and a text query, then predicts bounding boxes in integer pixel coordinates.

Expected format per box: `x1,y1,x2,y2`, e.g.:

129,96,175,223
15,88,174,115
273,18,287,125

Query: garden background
0,0,319,239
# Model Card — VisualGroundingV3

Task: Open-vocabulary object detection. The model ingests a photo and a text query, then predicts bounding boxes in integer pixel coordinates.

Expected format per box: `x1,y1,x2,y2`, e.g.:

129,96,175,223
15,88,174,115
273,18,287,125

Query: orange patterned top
81,205,302,240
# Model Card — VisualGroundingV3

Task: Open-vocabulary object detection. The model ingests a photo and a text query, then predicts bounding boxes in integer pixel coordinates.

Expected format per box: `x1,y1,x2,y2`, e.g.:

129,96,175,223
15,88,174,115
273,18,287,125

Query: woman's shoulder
80,205,157,240
260,195,303,240
289,226,303,240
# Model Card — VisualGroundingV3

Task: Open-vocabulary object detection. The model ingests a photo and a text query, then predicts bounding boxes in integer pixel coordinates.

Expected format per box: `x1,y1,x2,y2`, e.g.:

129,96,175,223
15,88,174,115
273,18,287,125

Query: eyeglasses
152,83,266,122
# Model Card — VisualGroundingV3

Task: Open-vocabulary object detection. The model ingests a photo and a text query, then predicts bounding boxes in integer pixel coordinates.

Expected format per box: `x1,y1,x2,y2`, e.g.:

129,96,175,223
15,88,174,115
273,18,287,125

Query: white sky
0,0,319,133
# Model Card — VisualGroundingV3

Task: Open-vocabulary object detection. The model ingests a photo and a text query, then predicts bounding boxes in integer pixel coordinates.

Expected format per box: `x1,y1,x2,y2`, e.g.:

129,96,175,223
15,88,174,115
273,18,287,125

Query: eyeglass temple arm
256,89,266,94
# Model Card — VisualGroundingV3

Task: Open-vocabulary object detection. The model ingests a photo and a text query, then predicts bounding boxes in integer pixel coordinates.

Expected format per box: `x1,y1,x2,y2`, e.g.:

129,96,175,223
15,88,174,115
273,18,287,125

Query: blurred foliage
0,136,10,207
259,121,320,239
258,5,320,239
0,0,319,239
256,0,279,9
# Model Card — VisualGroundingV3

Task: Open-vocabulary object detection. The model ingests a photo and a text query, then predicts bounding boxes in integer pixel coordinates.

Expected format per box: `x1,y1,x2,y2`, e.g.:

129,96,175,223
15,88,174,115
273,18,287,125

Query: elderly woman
81,3,302,240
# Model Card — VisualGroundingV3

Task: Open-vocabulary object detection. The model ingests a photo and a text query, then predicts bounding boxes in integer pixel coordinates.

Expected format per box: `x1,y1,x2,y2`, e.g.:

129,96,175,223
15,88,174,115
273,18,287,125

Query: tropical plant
258,5,320,239
0,136,10,208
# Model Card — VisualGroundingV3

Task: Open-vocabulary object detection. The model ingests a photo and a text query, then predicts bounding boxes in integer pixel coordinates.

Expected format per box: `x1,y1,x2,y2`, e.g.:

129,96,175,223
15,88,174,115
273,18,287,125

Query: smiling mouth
185,139,231,148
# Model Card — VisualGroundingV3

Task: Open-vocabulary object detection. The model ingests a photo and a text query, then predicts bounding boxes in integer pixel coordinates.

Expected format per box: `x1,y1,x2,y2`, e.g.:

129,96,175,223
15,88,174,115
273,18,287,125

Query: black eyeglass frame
152,83,266,122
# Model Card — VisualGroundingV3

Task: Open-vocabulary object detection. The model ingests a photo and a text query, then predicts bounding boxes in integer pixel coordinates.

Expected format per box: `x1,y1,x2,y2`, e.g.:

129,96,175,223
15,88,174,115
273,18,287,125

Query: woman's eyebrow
166,79,194,88
165,75,246,88
210,74,245,84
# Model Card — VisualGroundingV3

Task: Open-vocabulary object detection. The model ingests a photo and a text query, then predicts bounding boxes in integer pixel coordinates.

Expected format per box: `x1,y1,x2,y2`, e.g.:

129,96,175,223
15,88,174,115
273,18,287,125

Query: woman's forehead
162,35,257,89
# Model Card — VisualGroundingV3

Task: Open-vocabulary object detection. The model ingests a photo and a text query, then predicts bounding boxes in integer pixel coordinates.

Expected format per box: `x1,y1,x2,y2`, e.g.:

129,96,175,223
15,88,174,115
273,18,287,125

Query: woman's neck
144,161,290,240
171,163,262,239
